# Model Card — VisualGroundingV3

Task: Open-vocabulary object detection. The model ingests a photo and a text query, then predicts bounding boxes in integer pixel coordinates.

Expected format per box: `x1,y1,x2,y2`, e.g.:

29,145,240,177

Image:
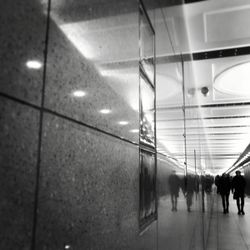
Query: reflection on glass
60,23,96,59
139,4,154,84
139,1,156,231
140,73,155,147
168,170,181,211
139,149,156,226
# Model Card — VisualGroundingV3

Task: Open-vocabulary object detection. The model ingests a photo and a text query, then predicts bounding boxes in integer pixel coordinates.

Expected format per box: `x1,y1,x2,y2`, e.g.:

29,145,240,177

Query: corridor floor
206,194,250,250
157,192,250,250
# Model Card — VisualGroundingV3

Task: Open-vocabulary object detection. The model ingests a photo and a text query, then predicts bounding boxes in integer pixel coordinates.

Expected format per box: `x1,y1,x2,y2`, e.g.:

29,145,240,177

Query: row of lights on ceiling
26,60,139,133
26,60,210,101
71,90,141,133
72,90,131,126
237,152,250,167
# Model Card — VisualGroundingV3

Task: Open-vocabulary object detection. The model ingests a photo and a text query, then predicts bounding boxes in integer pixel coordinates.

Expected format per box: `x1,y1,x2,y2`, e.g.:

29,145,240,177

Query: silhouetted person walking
218,173,231,214
168,170,180,211
215,175,220,194
183,175,195,212
232,170,246,215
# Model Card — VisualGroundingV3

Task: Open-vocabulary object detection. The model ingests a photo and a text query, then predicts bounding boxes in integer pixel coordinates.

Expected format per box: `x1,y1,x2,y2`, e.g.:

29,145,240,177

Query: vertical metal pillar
181,57,188,175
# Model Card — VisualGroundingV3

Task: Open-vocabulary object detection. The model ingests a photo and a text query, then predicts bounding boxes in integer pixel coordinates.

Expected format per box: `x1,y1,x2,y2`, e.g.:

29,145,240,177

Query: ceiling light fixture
187,88,195,98
200,86,209,97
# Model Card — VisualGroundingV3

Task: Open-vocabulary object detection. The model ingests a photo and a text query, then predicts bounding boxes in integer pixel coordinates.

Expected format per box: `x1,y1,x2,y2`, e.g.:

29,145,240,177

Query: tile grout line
0,92,140,148
30,0,52,249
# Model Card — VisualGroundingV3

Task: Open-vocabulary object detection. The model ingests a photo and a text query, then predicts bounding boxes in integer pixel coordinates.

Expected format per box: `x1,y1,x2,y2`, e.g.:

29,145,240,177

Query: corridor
1,0,250,249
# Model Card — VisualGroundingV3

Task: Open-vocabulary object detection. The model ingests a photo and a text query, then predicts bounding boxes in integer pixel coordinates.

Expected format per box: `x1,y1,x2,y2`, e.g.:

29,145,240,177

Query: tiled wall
0,0,155,249
36,113,140,249
0,98,39,249
0,0,212,250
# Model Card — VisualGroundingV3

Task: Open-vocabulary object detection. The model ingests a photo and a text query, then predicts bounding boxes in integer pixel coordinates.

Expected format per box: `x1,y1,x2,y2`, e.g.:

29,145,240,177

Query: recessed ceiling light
100,109,111,114
72,90,86,97
119,121,129,125
26,60,42,69
64,245,71,249
214,61,250,96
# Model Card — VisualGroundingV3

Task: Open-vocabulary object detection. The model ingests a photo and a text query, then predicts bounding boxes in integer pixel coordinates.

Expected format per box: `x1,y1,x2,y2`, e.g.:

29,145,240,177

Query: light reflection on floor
158,190,250,250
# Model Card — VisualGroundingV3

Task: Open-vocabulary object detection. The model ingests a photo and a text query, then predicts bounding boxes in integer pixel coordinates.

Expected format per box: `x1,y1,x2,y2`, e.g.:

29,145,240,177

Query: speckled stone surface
0,0,47,105
35,113,156,249
44,0,139,143
0,97,39,249
0,0,214,249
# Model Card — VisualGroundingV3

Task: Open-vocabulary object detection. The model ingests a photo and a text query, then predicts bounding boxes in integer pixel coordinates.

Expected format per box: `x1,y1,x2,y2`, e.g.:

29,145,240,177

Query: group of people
168,170,247,215
168,171,198,212
215,170,246,215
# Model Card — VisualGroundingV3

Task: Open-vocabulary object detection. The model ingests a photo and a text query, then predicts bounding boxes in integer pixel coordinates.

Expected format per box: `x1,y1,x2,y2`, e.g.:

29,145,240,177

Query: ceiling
49,0,250,175
157,0,250,174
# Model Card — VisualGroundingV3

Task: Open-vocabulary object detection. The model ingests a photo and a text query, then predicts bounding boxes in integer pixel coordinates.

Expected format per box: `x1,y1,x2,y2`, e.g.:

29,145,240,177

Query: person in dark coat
183,174,196,212
232,170,246,215
218,173,231,214
168,170,180,211
215,175,220,194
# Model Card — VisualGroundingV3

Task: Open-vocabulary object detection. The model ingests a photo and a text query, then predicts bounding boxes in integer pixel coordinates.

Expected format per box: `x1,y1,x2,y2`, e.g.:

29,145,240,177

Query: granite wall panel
0,97,39,249
35,113,157,250
0,0,48,105
0,0,205,249
43,0,139,143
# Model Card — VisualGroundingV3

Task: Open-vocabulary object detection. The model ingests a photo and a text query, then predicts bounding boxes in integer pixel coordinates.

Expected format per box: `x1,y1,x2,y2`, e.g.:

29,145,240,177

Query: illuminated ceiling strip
158,138,246,141
229,143,250,169
158,132,246,136
173,154,239,156
157,101,250,111
158,125,250,130
157,115,250,122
